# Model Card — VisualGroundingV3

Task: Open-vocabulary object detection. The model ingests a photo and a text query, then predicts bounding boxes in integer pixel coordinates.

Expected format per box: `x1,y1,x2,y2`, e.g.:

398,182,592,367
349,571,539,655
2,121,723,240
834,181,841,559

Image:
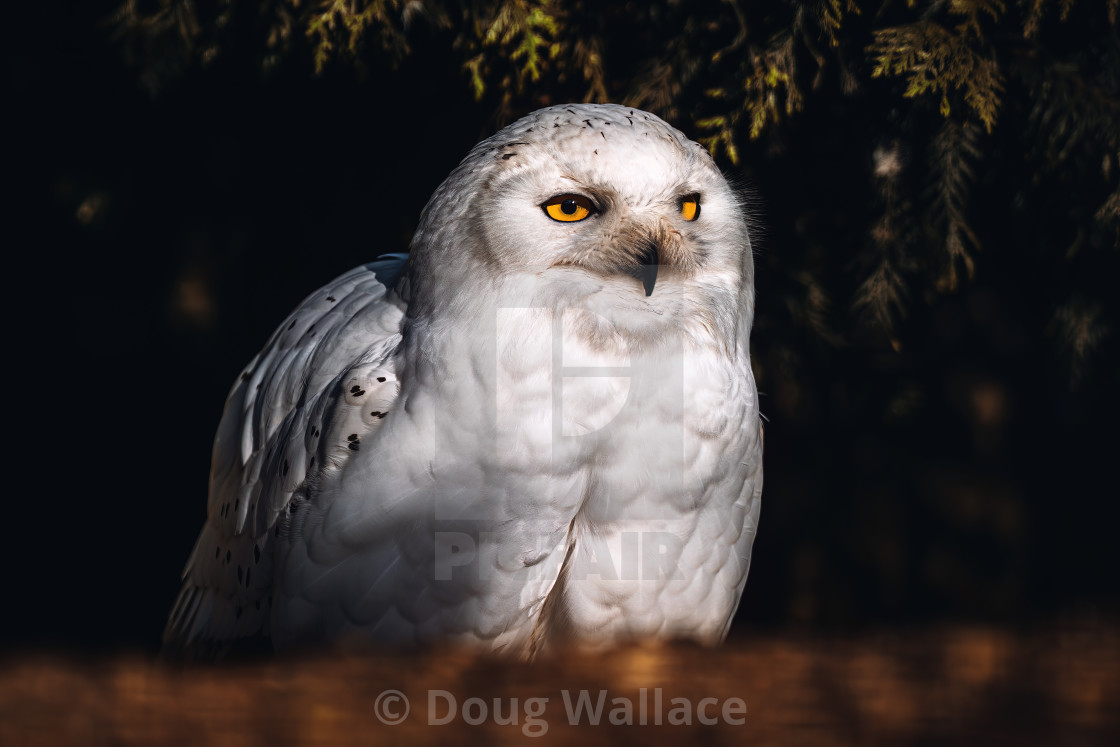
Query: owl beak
632,242,659,296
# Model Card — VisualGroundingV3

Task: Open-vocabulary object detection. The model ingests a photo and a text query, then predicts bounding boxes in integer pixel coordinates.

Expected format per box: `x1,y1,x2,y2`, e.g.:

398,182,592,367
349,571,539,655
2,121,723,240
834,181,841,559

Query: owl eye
543,194,595,222
681,194,701,221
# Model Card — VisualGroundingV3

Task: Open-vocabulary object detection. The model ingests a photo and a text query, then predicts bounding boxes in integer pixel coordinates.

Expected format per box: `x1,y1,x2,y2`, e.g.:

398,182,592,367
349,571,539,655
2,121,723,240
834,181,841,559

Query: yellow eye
543,194,595,222
681,195,701,221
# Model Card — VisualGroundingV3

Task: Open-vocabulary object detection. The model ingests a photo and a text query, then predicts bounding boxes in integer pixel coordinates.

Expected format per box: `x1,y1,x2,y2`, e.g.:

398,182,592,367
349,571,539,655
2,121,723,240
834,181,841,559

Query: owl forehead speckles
487,105,716,202
496,104,700,153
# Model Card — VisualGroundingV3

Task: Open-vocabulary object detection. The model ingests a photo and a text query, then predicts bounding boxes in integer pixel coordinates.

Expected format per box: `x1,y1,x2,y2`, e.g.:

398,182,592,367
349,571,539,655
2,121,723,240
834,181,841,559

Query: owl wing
162,254,409,657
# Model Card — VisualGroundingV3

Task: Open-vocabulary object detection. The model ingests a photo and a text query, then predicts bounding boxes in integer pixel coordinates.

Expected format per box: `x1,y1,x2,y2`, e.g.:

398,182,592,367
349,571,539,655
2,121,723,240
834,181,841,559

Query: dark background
7,1,1118,655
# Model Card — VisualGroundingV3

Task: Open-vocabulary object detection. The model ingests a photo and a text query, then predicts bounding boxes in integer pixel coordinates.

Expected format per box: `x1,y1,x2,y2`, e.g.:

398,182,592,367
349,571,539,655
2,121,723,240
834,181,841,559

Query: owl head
406,104,755,350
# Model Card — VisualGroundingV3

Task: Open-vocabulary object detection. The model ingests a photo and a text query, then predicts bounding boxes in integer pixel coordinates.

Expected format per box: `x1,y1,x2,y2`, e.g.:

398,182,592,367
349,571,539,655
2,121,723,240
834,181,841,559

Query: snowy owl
164,103,763,659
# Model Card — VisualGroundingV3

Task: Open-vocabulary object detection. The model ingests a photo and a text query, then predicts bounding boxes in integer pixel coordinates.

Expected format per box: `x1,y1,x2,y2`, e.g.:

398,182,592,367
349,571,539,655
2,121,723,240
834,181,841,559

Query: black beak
632,242,659,296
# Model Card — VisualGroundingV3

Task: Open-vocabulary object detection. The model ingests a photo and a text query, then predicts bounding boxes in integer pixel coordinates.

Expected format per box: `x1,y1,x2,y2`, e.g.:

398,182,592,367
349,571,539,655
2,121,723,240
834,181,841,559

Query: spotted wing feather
163,255,408,657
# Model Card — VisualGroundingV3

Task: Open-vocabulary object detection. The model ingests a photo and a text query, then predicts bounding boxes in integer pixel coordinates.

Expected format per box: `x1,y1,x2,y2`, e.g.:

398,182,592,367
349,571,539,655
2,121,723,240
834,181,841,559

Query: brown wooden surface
3,621,1118,745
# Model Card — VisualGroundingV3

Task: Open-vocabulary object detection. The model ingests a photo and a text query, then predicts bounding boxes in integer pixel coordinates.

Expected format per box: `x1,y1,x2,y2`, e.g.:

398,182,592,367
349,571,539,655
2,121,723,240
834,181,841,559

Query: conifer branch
926,121,981,292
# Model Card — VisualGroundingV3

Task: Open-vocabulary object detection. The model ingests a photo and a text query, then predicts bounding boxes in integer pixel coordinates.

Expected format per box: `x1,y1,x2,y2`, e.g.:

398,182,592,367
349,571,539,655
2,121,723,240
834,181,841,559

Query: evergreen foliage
112,0,1118,373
